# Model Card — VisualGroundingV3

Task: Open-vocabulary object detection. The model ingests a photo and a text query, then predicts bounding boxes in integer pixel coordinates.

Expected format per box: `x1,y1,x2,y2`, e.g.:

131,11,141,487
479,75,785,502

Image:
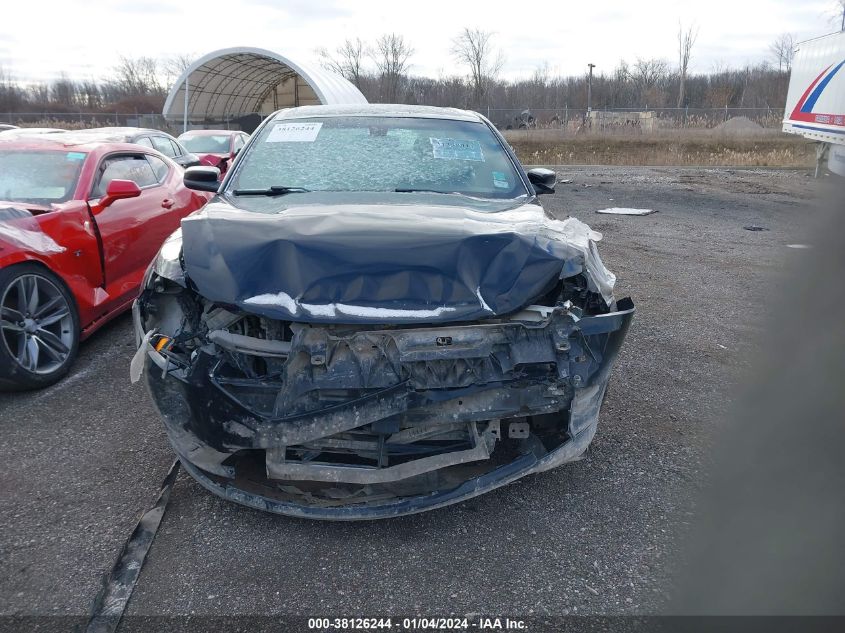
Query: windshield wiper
395,188,463,195
232,186,310,196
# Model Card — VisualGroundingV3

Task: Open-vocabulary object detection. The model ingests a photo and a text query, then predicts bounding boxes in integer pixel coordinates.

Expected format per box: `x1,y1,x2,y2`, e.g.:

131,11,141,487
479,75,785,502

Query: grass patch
504,129,815,167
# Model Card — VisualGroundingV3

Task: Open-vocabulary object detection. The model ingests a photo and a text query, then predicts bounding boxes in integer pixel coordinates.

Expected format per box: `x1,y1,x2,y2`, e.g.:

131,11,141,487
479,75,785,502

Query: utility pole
183,75,189,134
587,63,596,113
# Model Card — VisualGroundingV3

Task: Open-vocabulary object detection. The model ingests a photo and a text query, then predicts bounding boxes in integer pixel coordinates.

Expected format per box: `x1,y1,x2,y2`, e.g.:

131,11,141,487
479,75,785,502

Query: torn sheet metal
539,217,616,305
129,330,155,384
137,288,634,519
595,207,656,216
181,202,617,324
0,206,65,253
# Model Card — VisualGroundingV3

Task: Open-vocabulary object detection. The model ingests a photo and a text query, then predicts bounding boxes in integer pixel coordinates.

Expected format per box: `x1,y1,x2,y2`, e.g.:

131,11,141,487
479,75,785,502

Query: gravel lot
0,167,826,623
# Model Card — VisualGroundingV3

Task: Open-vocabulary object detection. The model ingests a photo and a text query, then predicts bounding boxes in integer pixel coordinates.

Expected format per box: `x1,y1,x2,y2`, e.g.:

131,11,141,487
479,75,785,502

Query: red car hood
0,200,54,215
0,203,66,254
199,154,229,166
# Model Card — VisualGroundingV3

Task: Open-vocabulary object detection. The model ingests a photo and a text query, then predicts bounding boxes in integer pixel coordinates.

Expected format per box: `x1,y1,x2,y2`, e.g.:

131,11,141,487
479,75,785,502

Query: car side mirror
527,168,556,195
184,166,221,192
90,179,141,214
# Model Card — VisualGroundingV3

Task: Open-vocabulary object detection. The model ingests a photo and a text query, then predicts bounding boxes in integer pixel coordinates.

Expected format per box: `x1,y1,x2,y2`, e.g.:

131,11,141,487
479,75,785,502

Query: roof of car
273,104,484,123
68,127,172,141
72,126,162,134
0,127,66,138
179,129,242,137
0,132,170,154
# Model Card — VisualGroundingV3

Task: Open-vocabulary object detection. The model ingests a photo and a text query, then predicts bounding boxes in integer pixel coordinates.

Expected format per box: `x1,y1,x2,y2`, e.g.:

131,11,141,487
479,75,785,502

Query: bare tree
0,65,11,90
79,80,102,110
371,33,414,102
769,33,795,72
29,83,50,106
316,47,343,76
51,73,77,107
113,56,163,96
162,53,195,86
525,63,551,107
0,50,804,122
606,60,634,108
532,63,550,86
677,22,699,107
318,38,367,87
707,61,742,107
451,28,504,108
633,58,668,88
0,65,24,112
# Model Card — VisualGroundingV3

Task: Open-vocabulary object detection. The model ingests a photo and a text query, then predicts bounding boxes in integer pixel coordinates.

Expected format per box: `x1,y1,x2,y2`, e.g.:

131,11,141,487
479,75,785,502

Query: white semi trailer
783,31,845,176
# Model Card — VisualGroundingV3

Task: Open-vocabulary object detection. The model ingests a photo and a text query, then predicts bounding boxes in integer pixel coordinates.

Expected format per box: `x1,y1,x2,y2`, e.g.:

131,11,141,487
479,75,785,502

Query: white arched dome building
163,47,367,131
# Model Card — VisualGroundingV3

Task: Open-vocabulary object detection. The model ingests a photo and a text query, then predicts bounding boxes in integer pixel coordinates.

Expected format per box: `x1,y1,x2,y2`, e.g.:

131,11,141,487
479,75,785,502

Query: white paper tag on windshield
266,122,323,143
430,137,484,161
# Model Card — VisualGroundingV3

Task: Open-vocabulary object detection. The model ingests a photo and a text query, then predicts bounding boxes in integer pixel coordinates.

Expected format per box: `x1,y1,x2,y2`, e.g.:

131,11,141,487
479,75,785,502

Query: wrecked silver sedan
132,105,634,519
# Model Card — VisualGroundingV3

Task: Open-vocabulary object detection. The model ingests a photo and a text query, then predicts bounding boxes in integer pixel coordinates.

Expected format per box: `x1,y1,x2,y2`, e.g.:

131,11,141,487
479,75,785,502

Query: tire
0,263,80,391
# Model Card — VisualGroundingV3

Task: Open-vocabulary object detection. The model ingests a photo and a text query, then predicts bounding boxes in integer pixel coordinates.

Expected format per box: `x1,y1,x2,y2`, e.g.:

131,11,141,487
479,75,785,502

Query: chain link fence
3,107,787,135
484,107,785,131
2,112,175,133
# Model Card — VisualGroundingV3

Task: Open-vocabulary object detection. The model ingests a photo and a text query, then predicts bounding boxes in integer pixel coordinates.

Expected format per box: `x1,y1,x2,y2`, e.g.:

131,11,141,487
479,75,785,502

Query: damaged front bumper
133,288,633,519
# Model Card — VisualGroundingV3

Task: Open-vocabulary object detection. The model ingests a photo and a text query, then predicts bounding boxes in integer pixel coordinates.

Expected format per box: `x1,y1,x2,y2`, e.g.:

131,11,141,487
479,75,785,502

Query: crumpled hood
0,205,65,254
180,201,615,324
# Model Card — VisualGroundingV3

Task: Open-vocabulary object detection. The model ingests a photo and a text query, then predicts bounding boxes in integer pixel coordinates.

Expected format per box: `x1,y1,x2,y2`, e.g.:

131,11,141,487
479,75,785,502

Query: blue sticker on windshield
492,171,509,188
65,152,86,161
430,137,484,162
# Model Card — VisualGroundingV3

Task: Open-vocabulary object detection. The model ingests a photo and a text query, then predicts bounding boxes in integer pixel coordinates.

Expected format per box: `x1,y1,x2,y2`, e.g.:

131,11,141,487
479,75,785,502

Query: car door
231,134,245,159
134,136,155,150
88,152,179,307
150,135,179,162
173,138,202,168
144,153,204,237
219,134,246,177
152,135,199,168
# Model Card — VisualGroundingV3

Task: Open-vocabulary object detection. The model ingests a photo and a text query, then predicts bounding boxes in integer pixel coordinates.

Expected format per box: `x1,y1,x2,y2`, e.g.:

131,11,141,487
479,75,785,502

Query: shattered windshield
179,134,231,154
0,150,86,204
228,116,528,200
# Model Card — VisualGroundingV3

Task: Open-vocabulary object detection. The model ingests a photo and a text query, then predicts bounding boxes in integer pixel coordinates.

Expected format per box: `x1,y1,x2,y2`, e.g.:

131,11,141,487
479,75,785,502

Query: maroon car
0,133,210,390
177,129,249,177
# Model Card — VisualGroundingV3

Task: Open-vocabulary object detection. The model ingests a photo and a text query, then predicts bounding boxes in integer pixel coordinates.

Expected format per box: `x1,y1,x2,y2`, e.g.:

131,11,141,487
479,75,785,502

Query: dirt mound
712,116,764,134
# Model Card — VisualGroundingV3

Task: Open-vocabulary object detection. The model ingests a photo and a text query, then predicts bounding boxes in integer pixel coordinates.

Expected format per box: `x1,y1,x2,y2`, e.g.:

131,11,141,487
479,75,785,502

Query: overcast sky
0,0,839,85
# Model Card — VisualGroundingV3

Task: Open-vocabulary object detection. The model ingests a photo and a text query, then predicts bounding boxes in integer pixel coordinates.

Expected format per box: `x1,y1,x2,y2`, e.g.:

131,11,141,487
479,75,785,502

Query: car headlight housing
144,228,185,288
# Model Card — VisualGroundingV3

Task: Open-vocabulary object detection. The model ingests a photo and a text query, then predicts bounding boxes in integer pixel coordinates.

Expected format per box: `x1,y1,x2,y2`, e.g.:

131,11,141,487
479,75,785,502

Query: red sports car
0,134,210,390
177,129,250,177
